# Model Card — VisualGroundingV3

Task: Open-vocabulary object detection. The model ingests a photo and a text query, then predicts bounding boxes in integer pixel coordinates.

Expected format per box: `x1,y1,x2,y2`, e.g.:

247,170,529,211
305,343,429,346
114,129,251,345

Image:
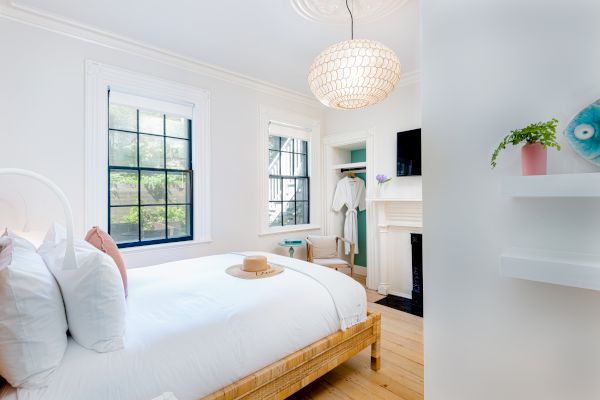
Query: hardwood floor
289,275,424,400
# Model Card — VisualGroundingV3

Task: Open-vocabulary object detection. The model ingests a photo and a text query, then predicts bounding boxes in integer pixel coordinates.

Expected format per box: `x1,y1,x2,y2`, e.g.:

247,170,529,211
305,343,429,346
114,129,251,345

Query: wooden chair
306,235,355,277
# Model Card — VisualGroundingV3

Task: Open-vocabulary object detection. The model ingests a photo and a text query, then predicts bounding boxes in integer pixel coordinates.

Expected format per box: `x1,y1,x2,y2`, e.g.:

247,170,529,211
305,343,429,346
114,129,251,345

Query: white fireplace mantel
366,198,423,295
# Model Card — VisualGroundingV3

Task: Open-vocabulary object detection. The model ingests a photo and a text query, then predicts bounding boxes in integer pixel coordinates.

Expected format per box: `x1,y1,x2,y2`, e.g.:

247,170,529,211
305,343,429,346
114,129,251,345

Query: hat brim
225,264,284,280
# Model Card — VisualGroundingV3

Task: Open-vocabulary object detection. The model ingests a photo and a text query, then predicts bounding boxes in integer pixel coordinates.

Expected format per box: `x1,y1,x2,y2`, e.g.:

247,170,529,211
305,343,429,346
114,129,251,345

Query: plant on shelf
491,118,560,175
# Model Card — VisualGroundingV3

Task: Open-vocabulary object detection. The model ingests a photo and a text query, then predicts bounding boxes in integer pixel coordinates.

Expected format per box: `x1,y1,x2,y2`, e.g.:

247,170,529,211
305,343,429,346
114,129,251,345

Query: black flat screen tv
397,129,421,176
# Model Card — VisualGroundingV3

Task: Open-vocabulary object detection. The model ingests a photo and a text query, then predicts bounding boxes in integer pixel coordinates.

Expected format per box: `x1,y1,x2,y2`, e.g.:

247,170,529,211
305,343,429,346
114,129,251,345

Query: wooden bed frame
204,311,381,400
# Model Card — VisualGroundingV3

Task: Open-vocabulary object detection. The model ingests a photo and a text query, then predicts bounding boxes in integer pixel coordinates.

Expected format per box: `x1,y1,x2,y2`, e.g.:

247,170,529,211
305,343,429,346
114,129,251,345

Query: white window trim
258,105,321,236
85,60,211,251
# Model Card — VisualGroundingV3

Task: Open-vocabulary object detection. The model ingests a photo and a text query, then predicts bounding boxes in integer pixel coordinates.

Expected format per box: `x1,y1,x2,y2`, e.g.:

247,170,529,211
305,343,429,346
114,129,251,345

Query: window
268,134,310,227
85,61,211,248
108,91,193,247
258,106,321,235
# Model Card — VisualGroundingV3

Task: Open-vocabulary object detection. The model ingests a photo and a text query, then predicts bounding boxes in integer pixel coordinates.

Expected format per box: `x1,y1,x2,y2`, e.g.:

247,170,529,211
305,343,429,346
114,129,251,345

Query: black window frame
107,92,194,248
268,135,310,227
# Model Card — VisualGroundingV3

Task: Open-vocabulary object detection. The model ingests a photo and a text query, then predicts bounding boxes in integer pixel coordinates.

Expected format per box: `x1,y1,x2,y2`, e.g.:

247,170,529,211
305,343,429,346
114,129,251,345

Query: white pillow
308,235,338,259
0,236,68,388
2,230,36,252
38,224,126,353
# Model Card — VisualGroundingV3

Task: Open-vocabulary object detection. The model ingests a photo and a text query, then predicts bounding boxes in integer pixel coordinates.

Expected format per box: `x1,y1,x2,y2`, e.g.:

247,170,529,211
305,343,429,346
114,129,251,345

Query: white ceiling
15,0,420,95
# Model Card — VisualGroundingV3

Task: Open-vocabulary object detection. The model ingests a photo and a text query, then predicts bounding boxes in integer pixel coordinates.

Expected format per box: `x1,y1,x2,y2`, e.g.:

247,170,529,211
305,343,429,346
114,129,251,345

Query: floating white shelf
501,247,600,291
332,161,367,170
501,172,600,198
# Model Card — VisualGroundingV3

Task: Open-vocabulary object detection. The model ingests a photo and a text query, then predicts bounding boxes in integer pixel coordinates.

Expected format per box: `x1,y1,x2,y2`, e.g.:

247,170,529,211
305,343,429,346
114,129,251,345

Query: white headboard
0,168,77,269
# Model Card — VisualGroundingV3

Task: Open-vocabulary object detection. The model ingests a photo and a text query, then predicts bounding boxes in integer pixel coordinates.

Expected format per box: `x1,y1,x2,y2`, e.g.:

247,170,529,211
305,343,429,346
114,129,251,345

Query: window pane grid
110,166,192,173
136,112,141,243
109,128,191,141
108,97,193,247
268,134,309,228
111,203,192,207
163,116,167,240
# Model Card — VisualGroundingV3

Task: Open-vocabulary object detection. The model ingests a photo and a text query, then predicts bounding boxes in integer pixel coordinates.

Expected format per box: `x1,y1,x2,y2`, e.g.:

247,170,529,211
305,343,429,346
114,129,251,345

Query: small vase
521,142,547,176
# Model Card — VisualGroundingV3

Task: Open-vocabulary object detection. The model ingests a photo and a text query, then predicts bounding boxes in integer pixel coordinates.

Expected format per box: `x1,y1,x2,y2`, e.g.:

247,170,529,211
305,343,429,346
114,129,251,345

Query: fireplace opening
375,233,423,317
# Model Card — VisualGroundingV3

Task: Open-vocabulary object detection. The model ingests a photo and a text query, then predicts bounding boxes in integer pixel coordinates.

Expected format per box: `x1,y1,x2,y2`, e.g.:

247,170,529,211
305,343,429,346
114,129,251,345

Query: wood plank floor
289,275,424,400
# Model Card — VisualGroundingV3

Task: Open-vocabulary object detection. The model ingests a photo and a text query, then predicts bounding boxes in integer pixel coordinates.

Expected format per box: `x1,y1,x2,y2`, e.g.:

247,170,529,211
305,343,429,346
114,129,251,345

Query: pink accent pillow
84,227,128,297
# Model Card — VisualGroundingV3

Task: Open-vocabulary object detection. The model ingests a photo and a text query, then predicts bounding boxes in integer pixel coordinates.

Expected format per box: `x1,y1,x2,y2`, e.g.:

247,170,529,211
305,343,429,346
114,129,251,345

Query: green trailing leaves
491,118,561,168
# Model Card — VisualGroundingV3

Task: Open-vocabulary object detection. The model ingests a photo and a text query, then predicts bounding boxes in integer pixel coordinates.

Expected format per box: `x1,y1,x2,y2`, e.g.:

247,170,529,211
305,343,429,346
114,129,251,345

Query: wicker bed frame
204,310,381,400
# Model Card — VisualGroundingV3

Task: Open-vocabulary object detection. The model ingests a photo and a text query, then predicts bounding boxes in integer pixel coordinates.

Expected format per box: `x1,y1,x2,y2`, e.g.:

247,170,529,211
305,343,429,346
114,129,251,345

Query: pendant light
307,0,402,110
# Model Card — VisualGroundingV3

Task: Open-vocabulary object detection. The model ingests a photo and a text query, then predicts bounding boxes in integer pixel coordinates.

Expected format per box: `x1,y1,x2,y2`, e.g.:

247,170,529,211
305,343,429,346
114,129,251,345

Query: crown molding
0,1,421,106
0,0,323,107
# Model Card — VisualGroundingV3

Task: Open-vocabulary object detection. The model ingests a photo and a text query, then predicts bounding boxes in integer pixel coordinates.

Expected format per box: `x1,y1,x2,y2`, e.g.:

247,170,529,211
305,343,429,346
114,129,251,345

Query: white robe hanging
332,176,366,255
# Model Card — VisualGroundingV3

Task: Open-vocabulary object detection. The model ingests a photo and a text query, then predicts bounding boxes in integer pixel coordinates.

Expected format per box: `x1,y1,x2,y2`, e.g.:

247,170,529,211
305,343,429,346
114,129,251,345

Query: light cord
345,0,354,40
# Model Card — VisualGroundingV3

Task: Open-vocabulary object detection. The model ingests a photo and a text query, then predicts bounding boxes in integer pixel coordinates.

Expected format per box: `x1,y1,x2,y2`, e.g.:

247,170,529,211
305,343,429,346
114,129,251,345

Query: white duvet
14,253,367,400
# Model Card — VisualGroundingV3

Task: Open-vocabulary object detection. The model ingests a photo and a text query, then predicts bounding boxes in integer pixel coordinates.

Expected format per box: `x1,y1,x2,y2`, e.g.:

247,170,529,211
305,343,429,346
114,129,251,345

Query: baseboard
354,265,367,276
388,290,412,299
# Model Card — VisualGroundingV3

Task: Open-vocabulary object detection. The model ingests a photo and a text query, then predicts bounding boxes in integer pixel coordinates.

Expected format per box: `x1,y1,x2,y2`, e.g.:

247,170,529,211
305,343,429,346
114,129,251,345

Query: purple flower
376,174,391,184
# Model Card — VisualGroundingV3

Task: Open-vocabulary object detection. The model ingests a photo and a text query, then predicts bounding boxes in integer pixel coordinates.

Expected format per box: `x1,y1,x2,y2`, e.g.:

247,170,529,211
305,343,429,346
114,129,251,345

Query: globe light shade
308,39,401,110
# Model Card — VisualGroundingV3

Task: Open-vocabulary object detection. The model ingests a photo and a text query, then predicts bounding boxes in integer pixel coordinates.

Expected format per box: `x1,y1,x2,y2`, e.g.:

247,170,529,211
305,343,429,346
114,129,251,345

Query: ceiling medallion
307,0,402,110
291,0,408,24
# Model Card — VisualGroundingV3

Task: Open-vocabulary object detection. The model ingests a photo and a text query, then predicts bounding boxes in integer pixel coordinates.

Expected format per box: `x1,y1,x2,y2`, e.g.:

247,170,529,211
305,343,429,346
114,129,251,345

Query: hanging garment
332,176,366,255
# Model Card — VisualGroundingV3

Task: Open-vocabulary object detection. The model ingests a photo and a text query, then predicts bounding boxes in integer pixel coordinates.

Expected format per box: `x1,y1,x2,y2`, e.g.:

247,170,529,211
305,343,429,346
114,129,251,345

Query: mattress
14,253,366,400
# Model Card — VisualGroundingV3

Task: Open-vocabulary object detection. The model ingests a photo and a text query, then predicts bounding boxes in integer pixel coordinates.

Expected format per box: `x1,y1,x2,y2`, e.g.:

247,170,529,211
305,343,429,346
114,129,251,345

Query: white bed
9,252,367,400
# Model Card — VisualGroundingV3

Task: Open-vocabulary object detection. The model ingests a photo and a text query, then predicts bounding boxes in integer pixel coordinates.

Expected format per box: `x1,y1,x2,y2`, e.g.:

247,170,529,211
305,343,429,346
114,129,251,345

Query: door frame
322,129,376,285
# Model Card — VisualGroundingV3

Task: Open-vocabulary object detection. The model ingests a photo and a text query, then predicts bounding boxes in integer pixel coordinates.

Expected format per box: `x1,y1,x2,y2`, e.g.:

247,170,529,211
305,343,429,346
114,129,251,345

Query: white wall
423,1,600,399
0,17,323,266
324,83,422,200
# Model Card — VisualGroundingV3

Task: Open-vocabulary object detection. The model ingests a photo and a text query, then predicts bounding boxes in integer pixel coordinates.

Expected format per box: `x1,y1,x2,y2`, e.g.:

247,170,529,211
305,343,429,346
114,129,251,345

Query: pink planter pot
521,143,547,176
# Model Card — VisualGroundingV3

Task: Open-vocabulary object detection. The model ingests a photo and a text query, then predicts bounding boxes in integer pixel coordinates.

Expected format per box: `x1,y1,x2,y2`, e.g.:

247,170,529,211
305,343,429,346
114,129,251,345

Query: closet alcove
323,131,374,280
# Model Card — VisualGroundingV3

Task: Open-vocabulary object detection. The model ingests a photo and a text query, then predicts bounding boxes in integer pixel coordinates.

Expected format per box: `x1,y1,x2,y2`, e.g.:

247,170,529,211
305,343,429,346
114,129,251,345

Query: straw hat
226,255,284,279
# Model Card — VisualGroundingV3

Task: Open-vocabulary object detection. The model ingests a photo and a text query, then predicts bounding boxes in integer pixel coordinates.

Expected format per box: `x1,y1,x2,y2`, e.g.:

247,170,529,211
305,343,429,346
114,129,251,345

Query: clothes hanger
347,171,356,178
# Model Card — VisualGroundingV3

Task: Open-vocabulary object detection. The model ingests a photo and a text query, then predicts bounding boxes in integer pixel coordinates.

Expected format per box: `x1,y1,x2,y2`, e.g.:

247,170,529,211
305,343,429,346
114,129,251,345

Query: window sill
258,224,320,237
119,237,212,254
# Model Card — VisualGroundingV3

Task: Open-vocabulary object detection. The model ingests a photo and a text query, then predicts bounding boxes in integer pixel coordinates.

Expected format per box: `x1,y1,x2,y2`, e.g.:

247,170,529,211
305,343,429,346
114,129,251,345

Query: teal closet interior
350,149,367,268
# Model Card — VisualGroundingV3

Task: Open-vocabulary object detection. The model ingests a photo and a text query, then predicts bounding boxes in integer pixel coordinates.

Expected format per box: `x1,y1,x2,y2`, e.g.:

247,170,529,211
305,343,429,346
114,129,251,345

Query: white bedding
14,253,367,400
0,384,15,400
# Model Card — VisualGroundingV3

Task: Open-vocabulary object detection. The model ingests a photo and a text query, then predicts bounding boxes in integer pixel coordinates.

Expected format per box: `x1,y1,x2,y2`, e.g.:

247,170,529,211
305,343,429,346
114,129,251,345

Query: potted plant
491,118,560,175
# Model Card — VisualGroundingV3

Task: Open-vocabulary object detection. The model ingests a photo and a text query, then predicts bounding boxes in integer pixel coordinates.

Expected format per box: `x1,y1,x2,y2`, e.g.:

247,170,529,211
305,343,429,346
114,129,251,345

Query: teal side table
278,239,305,258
